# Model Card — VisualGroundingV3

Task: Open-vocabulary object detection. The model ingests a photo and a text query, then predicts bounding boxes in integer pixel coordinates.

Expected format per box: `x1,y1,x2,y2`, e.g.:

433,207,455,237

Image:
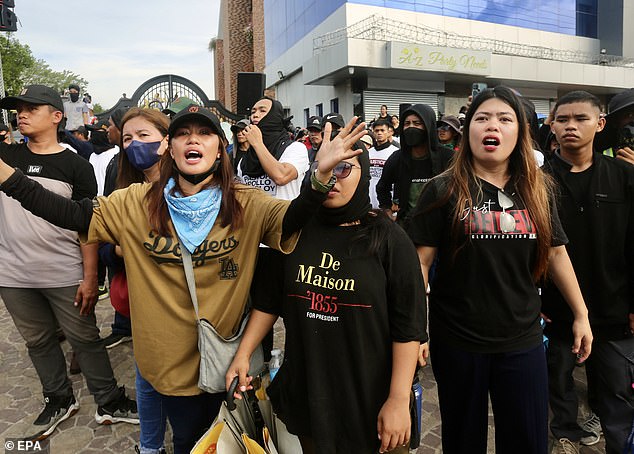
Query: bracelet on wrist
310,168,337,193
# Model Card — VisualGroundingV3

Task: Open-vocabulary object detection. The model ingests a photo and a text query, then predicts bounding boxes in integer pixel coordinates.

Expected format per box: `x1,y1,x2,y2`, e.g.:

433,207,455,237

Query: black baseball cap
0,84,64,112
322,112,345,129
307,115,322,131
607,88,634,118
230,119,250,134
168,104,226,142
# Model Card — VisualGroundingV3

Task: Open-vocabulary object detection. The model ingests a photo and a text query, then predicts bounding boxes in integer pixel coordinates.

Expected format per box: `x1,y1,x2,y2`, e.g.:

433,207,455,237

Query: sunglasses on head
497,190,516,233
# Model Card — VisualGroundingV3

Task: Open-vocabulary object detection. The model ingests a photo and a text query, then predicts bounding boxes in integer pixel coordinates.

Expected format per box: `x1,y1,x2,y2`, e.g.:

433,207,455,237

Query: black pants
431,340,548,454
547,336,634,454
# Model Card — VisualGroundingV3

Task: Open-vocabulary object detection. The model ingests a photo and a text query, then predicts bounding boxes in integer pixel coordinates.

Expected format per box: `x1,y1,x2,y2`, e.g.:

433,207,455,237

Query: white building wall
266,3,629,122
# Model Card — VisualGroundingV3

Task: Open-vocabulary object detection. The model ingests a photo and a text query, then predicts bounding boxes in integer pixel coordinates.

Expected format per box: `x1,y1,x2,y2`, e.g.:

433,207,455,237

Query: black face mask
402,127,427,147
69,92,80,102
173,159,221,185
617,122,634,150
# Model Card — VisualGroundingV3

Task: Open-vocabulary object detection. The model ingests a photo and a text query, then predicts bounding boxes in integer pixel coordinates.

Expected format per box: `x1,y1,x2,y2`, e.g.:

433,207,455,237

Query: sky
9,0,221,109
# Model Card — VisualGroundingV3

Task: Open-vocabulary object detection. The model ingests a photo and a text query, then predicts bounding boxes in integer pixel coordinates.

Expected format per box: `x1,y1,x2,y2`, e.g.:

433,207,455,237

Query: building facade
262,0,634,125
214,0,266,112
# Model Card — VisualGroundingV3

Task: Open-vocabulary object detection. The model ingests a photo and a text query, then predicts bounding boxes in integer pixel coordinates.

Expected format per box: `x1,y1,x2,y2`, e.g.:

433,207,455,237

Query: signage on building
389,42,491,76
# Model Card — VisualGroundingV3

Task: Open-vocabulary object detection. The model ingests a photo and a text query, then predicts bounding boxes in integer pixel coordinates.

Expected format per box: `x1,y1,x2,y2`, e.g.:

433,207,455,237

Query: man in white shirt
63,84,89,131
368,118,399,208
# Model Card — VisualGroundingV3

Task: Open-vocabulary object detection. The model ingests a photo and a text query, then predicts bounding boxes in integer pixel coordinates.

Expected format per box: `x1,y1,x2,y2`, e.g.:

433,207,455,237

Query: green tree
0,35,35,96
93,103,103,114
0,35,88,96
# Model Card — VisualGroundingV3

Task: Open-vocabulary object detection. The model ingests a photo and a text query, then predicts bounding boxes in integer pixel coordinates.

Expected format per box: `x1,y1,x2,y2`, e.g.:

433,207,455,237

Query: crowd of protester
0,81,632,454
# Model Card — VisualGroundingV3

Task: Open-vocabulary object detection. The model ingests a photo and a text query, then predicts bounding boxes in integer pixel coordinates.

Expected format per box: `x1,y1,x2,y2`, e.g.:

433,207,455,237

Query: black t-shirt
566,166,594,206
407,155,432,213
408,176,567,353
257,219,426,454
0,142,97,200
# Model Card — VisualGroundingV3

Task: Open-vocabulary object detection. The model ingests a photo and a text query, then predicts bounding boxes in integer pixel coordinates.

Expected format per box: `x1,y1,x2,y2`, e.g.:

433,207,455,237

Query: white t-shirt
368,143,399,208
89,146,119,196
63,100,89,131
237,141,309,201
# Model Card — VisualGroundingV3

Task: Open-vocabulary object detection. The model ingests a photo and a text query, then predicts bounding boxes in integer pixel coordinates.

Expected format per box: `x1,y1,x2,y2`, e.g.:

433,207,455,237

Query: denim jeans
1,286,120,405
111,310,132,336
135,366,166,454
135,367,224,454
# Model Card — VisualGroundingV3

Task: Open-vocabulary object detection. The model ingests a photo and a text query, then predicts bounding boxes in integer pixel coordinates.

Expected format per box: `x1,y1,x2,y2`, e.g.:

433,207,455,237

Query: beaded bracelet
310,168,337,193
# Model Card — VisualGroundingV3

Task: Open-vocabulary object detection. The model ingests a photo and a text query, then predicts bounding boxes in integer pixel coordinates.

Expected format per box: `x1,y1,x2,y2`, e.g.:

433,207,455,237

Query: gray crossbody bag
179,239,264,393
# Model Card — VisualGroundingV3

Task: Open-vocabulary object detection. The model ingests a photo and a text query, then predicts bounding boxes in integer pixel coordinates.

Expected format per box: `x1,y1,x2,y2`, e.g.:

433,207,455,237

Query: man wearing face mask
598,88,634,166
376,104,453,228
63,84,89,132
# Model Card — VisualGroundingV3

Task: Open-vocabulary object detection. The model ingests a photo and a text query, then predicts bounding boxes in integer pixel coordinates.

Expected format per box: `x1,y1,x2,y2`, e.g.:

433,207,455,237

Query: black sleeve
103,155,119,197
407,180,446,247
549,193,568,247
384,226,428,343
626,169,634,312
1,168,93,232
376,153,397,209
281,183,327,236
72,159,98,200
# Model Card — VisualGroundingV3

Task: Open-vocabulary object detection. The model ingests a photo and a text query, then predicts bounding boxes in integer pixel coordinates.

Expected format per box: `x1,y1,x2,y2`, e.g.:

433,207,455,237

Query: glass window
330,98,339,113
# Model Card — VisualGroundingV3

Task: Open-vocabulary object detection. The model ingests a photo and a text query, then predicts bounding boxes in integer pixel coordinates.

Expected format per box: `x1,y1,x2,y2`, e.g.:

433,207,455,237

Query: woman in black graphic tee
407,86,592,454
227,138,427,453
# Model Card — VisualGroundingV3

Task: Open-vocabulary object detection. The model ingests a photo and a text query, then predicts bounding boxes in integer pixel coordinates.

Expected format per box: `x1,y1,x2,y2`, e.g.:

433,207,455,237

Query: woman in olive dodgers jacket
0,105,367,453
376,103,453,228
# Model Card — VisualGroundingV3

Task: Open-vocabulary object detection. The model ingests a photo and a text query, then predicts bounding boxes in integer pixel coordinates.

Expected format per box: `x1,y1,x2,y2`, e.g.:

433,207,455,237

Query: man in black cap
599,88,634,165
322,112,345,135
63,83,89,131
230,118,250,172
306,115,323,162
0,85,138,440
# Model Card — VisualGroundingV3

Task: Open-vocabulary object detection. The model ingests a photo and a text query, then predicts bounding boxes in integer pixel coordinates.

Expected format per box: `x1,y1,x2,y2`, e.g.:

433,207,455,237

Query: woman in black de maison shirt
227,121,427,454
407,86,592,454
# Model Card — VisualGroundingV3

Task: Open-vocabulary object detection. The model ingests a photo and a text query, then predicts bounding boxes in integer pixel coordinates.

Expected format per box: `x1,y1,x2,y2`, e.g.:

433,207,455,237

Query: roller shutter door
363,91,439,121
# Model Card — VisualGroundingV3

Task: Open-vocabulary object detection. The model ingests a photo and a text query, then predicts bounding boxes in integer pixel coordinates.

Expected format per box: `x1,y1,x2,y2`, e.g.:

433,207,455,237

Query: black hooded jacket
376,104,453,225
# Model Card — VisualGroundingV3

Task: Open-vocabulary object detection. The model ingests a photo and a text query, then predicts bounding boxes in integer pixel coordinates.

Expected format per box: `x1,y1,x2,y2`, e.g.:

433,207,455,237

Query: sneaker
98,285,109,300
95,387,139,425
551,438,579,454
25,395,79,441
134,445,166,454
103,332,132,349
580,412,602,446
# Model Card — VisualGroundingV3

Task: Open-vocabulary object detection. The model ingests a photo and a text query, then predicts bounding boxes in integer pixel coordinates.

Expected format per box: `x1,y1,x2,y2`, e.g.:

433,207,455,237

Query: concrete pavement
0,296,605,453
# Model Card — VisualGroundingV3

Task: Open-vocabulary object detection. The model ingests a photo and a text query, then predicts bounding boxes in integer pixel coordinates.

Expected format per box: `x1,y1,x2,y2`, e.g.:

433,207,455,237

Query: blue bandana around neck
163,178,222,253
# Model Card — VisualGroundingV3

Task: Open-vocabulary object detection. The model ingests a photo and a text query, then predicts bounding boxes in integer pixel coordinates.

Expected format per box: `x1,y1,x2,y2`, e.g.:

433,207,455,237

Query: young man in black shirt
542,91,634,454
